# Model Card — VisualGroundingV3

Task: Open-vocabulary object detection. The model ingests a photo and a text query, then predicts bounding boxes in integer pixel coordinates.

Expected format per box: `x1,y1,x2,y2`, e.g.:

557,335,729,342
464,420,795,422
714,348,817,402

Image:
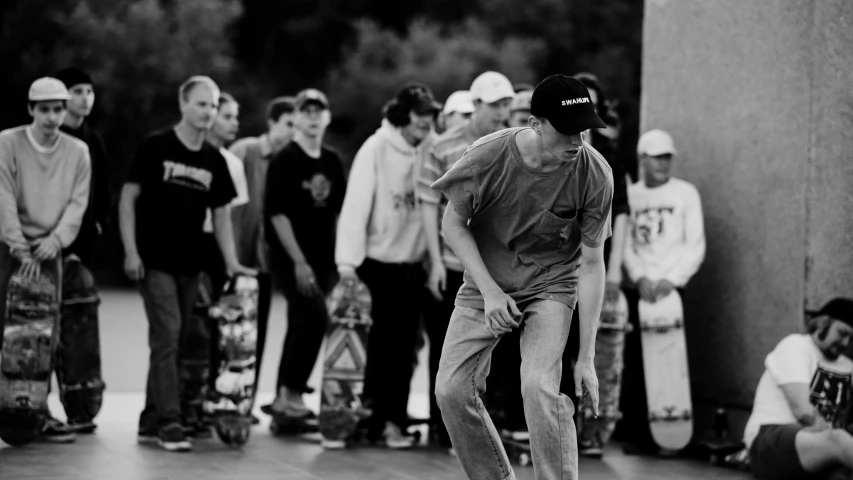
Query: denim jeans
137,269,201,430
436,300,578,480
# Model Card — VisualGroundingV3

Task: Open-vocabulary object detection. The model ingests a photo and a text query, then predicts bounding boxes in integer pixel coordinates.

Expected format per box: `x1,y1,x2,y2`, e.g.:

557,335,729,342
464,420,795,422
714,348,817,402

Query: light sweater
336,120,427,273
0,126,91,254
623,177,705,287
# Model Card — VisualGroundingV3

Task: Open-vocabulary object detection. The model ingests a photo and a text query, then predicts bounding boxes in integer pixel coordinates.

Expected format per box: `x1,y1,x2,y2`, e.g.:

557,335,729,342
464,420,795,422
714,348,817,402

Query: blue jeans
137,269,201,430
436,300,578,480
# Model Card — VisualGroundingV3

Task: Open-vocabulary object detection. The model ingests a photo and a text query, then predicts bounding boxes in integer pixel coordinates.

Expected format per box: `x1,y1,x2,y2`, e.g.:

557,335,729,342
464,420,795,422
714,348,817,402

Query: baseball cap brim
299,98,329,110
412,99,442,115
29,94,71,102
548,110,606,136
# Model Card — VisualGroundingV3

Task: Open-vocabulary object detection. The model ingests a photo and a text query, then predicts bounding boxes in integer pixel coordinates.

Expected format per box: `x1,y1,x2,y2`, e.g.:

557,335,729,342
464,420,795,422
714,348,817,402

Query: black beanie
816,298,853,330
55,67,94,90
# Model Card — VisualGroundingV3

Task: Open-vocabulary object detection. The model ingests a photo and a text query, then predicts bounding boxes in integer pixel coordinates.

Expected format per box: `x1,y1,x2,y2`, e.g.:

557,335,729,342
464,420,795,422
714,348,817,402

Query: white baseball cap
637,129,677,156
442,90,475,115
29,77,71,102
469,71,516,104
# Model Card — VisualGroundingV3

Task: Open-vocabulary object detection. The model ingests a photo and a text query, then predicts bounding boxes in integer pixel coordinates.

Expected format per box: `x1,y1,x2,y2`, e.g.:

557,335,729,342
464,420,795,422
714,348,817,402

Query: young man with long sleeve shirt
432,75,613,480
0,77,92,443
119,76,253,452
619,128,706,454
418,71,516,451
336,83,441,449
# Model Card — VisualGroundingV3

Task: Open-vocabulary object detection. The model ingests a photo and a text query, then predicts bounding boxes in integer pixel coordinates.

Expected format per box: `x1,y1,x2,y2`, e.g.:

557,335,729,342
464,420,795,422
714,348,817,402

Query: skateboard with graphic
56,255,105,433
317,278,372,449
638,289,693,451
577,289,631,456
202,274,262,447
0,258,61,446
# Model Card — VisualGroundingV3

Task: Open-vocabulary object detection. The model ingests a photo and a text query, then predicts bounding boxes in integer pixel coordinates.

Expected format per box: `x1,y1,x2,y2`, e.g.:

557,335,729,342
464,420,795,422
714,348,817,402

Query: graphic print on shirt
302,173,332,207
633,206,675,245
162,160,213,191
809,366,852,426
392,190,417,211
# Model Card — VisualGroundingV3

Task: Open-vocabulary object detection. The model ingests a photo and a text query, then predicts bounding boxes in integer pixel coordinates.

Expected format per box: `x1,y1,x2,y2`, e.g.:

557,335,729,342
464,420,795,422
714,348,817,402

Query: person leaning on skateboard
618,128,706,455
743,298,853,480
432,74,613,480
119,75,254,452
0,77,92,444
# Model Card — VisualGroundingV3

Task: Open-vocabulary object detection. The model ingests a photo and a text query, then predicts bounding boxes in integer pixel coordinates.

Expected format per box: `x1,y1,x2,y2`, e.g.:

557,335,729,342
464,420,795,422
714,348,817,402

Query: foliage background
0,0,643,281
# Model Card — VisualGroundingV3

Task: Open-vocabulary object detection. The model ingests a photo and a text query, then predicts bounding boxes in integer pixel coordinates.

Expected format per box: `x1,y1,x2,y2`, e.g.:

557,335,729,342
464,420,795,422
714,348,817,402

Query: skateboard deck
577,289,630,455
500,432,532,467
56,255,104,432
179,273,214,438
318,278,372,448
0,258,61,446
203,274,260,447
638,289,693,451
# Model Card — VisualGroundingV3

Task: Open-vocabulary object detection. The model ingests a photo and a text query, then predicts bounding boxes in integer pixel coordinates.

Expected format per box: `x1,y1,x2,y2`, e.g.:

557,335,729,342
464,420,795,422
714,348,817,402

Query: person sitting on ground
743,297,853,480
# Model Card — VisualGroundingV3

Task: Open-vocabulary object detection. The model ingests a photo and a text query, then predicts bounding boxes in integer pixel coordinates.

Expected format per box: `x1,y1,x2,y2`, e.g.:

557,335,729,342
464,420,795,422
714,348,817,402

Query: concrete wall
641,0,853,436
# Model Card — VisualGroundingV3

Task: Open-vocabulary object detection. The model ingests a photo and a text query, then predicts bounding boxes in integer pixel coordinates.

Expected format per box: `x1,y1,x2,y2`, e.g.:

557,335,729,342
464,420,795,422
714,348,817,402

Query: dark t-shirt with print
126,128,236,275
264,142,347,276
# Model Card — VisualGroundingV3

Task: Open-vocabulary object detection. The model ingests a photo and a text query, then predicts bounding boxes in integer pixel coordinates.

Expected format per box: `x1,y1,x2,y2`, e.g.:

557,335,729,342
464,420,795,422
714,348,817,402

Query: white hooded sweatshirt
336,119,428,274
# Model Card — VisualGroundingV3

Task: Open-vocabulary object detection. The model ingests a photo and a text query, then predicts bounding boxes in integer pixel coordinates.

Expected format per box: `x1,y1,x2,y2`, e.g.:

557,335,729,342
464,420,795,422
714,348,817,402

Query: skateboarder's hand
637,277,657,303
483,288,521,337
124,253,145,281
18,257,41,280
654,280,675,300
573,361,599,417
294,261,320,297
427,262,446,301
32,235,61,261
227,262,258,278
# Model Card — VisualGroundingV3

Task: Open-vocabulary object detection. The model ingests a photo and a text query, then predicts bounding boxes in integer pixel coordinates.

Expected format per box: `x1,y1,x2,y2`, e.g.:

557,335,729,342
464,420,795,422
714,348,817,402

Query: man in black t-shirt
119,76,254,452
264,89,346,421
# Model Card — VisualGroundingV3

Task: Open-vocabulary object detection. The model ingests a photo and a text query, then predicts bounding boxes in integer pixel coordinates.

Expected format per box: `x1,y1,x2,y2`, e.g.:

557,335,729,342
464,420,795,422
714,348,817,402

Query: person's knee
435,367,465,412
520,371,554,404
827,429,852,457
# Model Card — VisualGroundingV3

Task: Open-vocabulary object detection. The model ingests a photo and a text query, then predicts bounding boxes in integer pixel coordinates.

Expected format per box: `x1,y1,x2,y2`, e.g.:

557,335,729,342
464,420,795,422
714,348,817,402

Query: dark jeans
274,258,337,394
138,269,202,431
421,268,464,446
358,258,425,433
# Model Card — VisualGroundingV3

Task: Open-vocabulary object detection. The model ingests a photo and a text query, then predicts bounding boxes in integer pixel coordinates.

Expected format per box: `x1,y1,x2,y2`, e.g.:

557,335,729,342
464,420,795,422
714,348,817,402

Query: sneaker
157,423,192,452
137,427,159,445
321,437,346,449
67,420,97,434
579,432,604,458
37,417,76,443
383,422,413,449
271,387,313,418
251,414,260,425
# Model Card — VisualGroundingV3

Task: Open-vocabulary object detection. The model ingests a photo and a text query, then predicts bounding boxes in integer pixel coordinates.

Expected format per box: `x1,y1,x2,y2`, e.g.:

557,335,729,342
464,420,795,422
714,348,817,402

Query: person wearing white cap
439,90,475,133
619,128,706,454
508,89,533,128
0,77,92,444
416,71,516,453
119,75,255,452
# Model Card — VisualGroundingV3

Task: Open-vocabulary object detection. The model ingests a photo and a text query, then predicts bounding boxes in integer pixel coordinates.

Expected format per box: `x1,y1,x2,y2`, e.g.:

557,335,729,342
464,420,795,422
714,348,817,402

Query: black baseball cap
395,82,441,115
530,74,606,136
816,298,853,329
295,88,329,110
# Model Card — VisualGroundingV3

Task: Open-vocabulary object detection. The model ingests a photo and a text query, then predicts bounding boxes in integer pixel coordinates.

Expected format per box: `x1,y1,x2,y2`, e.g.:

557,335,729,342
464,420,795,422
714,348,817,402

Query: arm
0,138,29,256
664,185,706,286
577,243,606,361
50,148,91,248
91,132,112,231
419,147,448,298
605,213,628,284
119,183,144,280
335,140,377,275
270,214,308,265
779,384,821,427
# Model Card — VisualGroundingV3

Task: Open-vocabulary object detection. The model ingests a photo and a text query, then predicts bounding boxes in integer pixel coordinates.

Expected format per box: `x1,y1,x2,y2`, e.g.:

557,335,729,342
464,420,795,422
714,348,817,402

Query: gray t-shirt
431,127,613,310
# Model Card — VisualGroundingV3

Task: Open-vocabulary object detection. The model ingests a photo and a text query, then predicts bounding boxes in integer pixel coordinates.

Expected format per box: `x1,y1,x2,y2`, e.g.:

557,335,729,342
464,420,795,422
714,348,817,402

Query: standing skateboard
577,289,631,456
317,278,372,449
203,274,260,447
179,273,213,438
56,255,104,433
0,258,61,446
638,289,693,451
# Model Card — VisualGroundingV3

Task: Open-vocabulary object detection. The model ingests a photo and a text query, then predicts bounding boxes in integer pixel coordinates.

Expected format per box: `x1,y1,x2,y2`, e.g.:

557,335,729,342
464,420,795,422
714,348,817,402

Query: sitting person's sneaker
383,422,413,449
38,417,76,443
66,419,97,434
157,423,192,452
578,432,604,458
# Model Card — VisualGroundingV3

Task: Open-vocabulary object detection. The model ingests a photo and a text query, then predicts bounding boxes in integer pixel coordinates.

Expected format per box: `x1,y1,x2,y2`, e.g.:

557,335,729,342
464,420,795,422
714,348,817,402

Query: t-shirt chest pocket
532,209,577,249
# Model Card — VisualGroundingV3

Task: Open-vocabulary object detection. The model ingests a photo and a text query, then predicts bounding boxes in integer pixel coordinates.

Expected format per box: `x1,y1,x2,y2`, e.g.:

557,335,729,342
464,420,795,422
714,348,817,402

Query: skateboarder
265,89,347,419
119,75,254,452
230,96,297,272
438,90,475,134
432,74,613,480
50,66,112,434
620,128,706,454
743,297,853,480
418,71,515,452
0,76,92,443
336,82,440,449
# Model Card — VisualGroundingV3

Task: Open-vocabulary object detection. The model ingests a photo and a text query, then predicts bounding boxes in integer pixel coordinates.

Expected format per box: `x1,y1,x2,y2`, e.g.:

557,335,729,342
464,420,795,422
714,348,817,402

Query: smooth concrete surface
642,0,853,436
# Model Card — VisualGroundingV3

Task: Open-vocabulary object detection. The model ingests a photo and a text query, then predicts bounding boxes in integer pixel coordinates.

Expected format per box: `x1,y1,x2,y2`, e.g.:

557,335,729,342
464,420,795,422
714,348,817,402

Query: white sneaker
383,422,413,449
321,438,346,449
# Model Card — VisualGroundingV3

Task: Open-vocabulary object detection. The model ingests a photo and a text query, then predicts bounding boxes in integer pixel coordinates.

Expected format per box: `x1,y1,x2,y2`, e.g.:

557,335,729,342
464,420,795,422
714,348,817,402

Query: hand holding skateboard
482,288,521,337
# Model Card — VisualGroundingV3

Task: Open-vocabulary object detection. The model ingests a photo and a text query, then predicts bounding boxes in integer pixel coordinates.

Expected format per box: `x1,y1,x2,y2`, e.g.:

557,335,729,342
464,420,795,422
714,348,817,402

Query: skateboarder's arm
779,383,822,426
50,148,91,248
441,206,500,296
0,138,29,256
605,213,628,283
577,244,606,362
269,214,309,266
212,205,242,271
119,183,141,257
